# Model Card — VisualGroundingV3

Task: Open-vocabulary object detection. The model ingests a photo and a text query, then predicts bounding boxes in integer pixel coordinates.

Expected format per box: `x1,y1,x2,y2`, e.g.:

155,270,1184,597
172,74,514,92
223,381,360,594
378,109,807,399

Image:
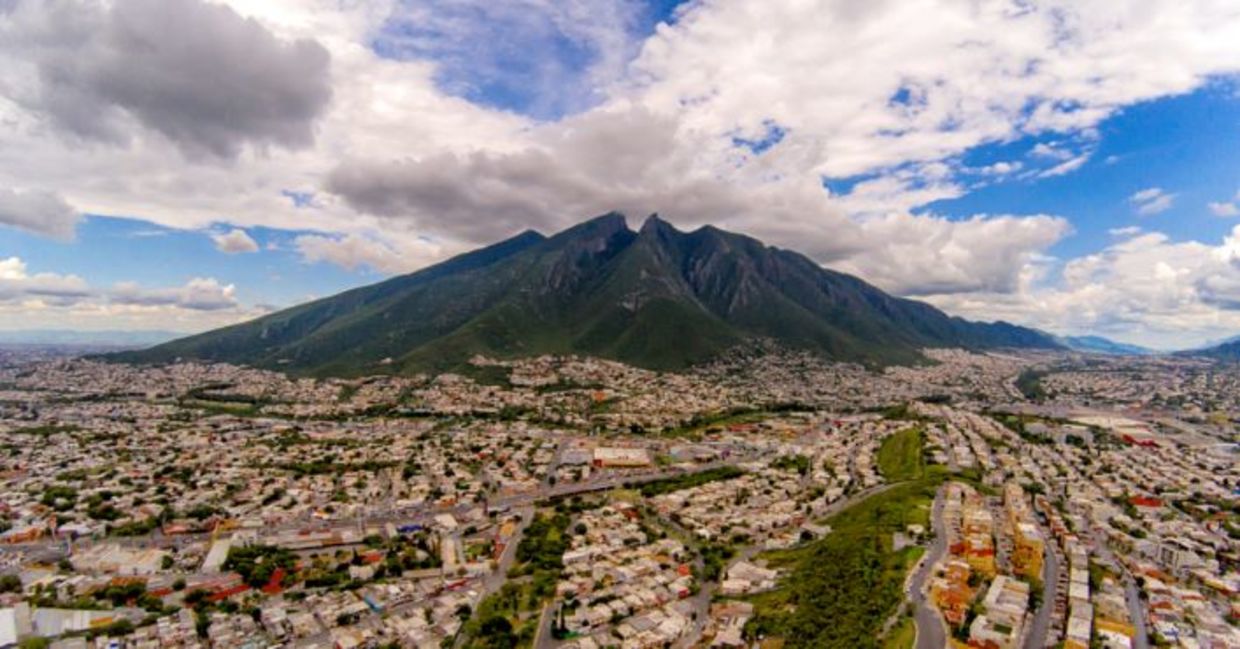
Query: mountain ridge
1055,335,1154,356
1180,338,1240,361
110,213,1063,375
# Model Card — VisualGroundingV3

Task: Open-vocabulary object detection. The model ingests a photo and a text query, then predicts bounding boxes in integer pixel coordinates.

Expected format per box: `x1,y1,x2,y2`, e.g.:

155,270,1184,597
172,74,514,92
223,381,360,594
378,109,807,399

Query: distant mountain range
1054,335,1154,356
0,329,185,348
111,213,1065,375
1180,336,1240,361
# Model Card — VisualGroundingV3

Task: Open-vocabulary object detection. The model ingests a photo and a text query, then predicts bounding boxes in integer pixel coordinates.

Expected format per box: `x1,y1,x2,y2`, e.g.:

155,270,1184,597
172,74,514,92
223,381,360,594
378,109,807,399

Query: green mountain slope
111,213,1061,375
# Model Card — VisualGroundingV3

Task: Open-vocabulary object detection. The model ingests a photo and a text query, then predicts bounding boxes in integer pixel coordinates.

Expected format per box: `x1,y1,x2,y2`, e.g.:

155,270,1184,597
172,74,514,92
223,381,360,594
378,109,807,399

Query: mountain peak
583,211,630,233
640,213,672,232
112,213,1062,375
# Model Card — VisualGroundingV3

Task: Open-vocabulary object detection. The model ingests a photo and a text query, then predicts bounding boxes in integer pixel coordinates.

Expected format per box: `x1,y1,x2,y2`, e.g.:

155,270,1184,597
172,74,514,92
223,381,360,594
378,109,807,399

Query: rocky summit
112,213,1061,376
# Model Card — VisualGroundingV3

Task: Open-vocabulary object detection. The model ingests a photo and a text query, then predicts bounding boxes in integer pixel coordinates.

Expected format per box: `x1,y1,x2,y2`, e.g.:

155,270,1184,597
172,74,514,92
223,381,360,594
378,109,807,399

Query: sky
1,0,1239,350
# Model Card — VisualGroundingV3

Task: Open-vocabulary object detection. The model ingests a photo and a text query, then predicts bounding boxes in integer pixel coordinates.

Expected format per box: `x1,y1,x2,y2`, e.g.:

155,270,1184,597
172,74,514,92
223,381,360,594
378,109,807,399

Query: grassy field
877,427,925,482
743,467,945,649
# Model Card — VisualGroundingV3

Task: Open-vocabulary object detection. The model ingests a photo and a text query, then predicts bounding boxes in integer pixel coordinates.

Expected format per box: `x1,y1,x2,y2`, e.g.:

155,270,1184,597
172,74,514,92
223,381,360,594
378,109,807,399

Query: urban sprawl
0,348,1236,649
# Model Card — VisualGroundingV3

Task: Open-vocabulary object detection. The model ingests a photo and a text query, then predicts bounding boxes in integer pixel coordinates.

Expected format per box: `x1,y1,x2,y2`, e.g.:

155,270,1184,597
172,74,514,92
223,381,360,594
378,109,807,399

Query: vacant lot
878,427,925,482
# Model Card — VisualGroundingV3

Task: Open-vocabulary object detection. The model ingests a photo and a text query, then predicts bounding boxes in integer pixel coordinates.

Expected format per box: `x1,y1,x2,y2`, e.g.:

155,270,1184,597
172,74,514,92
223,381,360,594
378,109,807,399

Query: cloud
1208,200,1239,217
631,0,1240,179
0,259,263,331
836,214,1071,296
372,0,653,120
1030,143,1073,161
0,188,80,239
325,105,1070,296
294,232,444,275
0,256,91,303
111,277,238,311
925,226,1240,349
2,0,1240,345
211,229,259,254
975,161,1021,176
2,0,332,159
1129,187,1175,216
1038,152,1091,178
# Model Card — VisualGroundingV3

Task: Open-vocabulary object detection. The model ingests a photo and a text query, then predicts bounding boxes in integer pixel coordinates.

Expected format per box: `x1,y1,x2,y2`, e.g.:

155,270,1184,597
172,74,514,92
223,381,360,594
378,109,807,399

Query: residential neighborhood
0,349,1235,648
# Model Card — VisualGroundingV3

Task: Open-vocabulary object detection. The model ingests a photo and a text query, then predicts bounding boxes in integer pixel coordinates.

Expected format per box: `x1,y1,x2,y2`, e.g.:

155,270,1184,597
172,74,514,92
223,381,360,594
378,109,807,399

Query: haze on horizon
2,0,1240,350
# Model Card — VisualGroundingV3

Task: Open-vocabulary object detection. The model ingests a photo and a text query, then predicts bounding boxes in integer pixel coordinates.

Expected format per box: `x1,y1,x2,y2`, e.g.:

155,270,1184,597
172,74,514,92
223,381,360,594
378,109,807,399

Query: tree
0,574,22,594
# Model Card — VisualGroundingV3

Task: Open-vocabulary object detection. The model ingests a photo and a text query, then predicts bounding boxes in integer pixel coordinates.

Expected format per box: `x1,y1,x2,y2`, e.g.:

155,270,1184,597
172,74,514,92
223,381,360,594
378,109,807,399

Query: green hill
110,213,1061,375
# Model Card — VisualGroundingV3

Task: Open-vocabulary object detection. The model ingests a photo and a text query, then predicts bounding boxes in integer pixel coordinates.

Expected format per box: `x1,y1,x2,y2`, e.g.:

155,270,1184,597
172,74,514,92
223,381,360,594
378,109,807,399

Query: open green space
877,427,925,482
743,467,946,649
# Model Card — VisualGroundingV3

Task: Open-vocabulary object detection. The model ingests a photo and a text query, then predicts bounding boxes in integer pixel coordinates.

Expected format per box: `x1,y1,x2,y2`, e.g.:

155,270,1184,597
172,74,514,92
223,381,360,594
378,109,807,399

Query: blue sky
925,82,1240,260
371,0,690,120
0,217,379,312
1,0,1240,348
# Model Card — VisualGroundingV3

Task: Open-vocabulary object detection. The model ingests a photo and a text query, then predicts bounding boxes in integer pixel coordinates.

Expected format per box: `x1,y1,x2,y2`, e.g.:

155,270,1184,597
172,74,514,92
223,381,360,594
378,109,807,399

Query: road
1087,526,1149,649
1022,528,1060,649
1,461,747,559
908,485,948,649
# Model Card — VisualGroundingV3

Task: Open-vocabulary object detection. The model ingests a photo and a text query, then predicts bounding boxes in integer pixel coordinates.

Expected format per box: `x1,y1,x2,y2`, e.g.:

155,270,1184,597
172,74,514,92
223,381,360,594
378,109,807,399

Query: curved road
908,485,948,649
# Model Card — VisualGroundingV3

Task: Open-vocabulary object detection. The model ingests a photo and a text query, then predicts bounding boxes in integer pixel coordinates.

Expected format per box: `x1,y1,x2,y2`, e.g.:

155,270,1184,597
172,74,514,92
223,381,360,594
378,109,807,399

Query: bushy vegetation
465,512,571,648
744,474,944,648
638,466,744,498
512,512,570,576
9,424,80,437
699,541,737,582
1016,369,1048,401
771,454,812,476
222,544,297,588
272,459,396,476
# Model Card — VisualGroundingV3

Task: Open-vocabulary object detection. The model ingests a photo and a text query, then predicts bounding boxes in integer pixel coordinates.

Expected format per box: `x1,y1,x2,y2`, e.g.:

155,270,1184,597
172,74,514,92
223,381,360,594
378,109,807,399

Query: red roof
207,585,250,602
1130,496,1163,508
261,568,286,595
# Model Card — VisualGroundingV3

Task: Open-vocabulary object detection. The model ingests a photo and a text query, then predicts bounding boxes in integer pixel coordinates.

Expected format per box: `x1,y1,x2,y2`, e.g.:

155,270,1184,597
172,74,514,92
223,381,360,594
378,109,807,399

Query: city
0,348,1234,648
2,0,1240,647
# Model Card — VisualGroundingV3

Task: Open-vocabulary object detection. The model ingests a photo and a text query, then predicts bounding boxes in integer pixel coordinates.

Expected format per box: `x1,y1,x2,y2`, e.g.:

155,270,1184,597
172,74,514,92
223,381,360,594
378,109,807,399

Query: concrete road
909,485,948,649
1022,531,1060,649
1088,526,1149,649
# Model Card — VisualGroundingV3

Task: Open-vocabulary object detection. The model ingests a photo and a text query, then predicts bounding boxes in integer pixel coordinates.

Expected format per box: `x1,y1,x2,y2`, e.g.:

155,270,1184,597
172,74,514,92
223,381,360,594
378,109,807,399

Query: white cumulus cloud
211,229,260,254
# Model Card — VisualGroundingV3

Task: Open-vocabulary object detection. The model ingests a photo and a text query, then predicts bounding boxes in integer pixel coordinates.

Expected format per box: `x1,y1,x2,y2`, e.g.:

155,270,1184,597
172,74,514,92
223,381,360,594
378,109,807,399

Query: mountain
1181,338,1240,361
1055,335,1154,356
1191,333,1240,351
0,329,185,347
110,213,1062,375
